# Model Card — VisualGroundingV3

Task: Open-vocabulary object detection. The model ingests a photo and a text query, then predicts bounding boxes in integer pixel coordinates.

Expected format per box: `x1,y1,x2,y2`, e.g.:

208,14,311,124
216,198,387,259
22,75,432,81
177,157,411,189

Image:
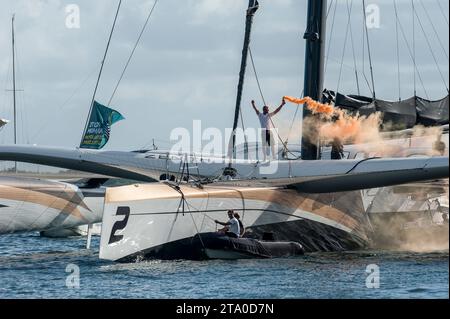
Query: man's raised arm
270,97,286,116
251,100,260,115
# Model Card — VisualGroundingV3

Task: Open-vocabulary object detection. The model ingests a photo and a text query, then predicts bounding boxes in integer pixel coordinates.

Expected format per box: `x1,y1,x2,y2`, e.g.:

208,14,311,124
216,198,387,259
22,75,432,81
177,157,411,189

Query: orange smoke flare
283,96,335,117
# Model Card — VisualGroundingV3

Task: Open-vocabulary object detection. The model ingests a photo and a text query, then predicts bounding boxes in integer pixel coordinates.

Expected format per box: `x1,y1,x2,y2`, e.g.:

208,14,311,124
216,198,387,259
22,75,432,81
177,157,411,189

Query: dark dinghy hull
118,232,305,262
196,233,305,260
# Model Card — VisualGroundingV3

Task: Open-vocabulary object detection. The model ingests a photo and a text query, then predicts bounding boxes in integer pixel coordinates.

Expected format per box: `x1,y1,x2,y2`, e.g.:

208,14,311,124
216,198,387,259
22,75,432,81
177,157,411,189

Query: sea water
0,233,448,299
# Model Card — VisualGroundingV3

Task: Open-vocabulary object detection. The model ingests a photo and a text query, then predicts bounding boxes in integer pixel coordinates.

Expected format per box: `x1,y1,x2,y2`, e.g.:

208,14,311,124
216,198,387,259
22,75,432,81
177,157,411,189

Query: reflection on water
0,233,448,298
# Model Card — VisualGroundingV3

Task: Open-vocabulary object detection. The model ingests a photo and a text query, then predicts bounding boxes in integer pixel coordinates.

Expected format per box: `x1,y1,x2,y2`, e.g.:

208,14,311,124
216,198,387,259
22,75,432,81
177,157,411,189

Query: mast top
247,0,259,15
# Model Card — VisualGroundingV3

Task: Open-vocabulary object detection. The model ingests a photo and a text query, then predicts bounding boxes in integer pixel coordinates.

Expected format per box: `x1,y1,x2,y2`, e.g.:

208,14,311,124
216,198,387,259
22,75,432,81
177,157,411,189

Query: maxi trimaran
0,0,448,261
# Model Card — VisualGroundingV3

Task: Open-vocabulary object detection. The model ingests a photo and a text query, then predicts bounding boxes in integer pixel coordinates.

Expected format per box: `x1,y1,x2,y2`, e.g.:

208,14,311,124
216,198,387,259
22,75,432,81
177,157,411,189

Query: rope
347,1,360,95
285,90,303,145
413,5,449,92
165,182,213,250
360,1,374,97
108,0,159,106
362,0,376,99
435,0,449,27
239,104,251,160
186,201,206,249
326,0,334,19
248,47,266,106
419,0,449,62
324,0,338,75
395,3,401,101
412,0,417,95
336,0,352,93
394,0,430,100
248,46,288,156
81,0,122,145
33,67,98,139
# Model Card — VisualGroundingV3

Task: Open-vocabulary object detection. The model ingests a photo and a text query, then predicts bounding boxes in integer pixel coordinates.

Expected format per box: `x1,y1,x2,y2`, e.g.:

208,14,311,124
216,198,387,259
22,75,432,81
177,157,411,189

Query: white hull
99,183,368,261
0,176,103,234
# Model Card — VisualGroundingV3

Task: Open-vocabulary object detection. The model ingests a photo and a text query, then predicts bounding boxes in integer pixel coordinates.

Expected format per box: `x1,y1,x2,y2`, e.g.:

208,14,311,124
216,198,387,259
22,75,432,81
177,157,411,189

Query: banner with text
80,101,125,149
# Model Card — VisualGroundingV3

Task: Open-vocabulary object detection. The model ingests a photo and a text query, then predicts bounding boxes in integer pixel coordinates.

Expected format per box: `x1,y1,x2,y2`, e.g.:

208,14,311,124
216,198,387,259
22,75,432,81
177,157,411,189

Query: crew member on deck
234,212,245,237
251,98,286,161
215,210,240,238
331,137,344,160
433,135,446,156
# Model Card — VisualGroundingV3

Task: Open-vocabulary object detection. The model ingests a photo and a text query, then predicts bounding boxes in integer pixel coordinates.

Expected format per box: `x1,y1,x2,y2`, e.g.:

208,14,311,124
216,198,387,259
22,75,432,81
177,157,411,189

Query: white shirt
258,113,273,130
228,217,240,237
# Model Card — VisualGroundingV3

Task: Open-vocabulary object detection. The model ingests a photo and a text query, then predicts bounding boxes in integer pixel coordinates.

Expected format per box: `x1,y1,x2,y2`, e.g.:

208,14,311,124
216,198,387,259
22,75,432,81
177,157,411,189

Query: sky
0,0,448,154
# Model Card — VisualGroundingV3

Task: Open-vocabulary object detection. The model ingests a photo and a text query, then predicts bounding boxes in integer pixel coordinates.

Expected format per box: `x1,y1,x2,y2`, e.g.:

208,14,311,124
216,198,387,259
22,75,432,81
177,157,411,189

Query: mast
229,0,259,162
301,0,327,160
11,14,17,173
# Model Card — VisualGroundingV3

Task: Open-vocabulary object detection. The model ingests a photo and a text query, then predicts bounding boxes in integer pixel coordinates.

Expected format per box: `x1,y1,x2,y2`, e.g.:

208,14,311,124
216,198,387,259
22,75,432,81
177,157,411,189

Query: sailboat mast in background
11,14,17,173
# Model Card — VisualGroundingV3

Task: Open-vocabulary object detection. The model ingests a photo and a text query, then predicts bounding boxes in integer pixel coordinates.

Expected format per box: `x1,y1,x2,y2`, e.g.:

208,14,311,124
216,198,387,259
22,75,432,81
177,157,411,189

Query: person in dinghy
215,210,240,238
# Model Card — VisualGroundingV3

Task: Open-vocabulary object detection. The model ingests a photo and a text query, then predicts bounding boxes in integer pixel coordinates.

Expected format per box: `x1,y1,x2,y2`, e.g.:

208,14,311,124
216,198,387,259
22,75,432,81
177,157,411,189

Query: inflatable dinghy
191,232,305,260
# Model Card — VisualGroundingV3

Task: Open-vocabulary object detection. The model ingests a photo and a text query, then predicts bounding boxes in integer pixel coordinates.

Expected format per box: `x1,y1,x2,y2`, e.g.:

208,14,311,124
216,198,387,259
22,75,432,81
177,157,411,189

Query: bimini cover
323,90,449,130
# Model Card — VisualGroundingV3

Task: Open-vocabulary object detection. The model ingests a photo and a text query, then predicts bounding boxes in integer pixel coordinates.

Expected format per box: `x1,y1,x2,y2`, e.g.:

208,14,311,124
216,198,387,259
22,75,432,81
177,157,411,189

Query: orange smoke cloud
283,96,335,117
319,110,382,145
283,95,383,145
283,95,445,157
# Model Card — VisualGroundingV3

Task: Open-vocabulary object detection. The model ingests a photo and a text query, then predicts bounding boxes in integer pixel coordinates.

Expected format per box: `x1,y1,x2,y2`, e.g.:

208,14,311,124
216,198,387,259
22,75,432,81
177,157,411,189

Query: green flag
80,101,125,149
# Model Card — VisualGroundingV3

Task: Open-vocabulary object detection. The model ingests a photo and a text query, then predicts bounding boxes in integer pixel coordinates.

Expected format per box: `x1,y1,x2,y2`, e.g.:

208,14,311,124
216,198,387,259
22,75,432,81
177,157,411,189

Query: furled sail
322,90,449,130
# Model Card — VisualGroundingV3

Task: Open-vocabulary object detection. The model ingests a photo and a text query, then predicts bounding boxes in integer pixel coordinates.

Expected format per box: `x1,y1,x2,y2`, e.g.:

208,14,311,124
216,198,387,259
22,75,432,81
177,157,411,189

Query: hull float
99,183,369,262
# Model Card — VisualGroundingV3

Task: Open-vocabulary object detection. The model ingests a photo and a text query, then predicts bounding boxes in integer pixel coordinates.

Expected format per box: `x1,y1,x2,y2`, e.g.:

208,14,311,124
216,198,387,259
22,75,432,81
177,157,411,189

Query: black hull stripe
116,218,367,262
127,208,350,228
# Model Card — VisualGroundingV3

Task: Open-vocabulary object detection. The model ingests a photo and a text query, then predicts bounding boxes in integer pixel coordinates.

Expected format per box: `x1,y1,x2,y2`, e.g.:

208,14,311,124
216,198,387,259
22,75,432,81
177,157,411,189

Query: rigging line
412,0,416,95
347,0,360,95
362,0,376,99
394,0,429,100
395,1,401,101
326,0,334,18
108,0,159,106
249,46,287,156
248,46,266,106
336,0,353,93
285,89,303,145
419,0,449,61
324,0,338,75
32,66,98,139
184,196,209,249
80,0,122,145
0,54,12,117
14,45,30,144
435,0,449,27
248,49,287,153
413,5,449,92
239,106,251,161
360,1,373,97
167,182,209,243
248,47,292,156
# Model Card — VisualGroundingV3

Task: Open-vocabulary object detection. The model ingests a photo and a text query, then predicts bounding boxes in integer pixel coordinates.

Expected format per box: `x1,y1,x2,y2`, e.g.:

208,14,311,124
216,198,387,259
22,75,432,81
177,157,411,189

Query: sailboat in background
0,16,105,238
